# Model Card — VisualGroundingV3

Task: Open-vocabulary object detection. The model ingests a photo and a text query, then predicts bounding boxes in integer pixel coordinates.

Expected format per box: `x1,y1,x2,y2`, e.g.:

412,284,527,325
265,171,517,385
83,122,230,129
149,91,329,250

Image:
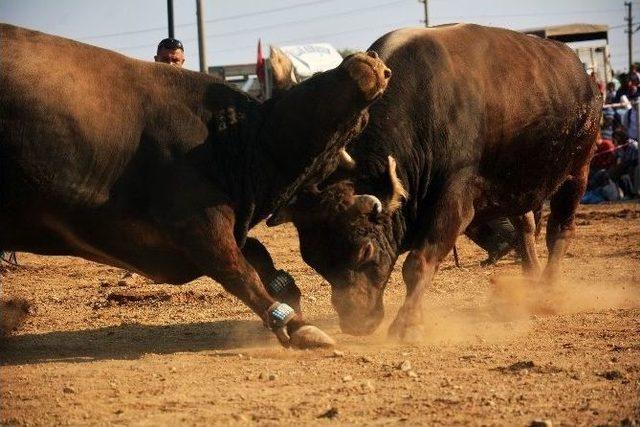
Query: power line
434,8,625,21
114,0,410,52
203,0,408,41
207,18,418,55
79,0,339,41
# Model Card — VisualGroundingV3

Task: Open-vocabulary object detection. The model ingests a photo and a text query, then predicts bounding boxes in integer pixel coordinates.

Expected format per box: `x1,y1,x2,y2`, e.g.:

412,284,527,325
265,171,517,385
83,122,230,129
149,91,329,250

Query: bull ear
386,156,407,213
269,46,296,91
338,149,356,170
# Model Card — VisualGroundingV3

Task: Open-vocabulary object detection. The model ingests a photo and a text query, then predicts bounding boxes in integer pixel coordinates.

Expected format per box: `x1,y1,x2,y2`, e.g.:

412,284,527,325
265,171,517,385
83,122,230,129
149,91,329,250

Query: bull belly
474,178,562,220
1,213,202,285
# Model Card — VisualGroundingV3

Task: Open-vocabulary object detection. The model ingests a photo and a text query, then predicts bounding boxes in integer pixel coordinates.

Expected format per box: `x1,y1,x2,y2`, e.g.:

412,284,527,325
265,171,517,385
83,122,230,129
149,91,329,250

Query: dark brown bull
0,24,391,348
270,24,601,340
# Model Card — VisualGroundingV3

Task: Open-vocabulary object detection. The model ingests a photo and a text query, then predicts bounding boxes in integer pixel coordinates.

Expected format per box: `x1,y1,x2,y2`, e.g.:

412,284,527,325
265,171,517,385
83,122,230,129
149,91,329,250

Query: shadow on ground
0,320,276,366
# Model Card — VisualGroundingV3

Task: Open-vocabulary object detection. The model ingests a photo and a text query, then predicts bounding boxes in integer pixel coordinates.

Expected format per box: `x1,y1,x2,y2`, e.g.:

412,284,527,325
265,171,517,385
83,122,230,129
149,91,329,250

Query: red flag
256,38,265,86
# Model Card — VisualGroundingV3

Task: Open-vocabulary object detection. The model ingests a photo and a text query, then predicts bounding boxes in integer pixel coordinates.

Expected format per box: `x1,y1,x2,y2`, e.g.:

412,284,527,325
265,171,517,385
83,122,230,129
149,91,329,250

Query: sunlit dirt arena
1,202,639,426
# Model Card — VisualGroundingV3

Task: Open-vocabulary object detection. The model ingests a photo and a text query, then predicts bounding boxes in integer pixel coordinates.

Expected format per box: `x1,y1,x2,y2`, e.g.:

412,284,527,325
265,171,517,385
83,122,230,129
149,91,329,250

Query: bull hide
0,24,391,348
278,24,602,340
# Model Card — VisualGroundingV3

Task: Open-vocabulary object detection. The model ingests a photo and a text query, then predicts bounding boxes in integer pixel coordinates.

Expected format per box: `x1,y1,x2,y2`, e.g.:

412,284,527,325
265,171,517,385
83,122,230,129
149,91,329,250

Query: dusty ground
1,202,639,426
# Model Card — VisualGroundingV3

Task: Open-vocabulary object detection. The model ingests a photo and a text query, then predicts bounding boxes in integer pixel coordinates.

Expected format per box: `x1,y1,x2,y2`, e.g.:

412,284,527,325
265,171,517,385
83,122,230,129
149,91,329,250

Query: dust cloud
392,276,640,346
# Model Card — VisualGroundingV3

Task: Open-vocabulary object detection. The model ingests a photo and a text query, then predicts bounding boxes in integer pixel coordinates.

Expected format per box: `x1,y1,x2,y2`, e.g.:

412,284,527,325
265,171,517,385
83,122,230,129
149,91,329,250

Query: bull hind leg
389,172,476,342
542,163,589,284
511,211,542,277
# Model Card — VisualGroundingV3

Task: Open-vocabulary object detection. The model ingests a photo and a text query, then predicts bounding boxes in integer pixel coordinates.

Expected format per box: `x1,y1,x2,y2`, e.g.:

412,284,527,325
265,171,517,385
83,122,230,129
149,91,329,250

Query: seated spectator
589,135,616,176
601,108,615,140
582,135,624,204
582,168,622,204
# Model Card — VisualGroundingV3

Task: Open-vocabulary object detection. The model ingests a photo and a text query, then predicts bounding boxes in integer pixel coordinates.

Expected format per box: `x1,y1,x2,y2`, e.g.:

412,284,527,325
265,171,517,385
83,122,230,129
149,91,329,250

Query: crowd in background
582,67,640,204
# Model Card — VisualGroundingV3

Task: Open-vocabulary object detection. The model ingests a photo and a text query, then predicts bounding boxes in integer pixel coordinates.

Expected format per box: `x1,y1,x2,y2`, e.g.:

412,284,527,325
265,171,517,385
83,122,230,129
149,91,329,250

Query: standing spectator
611,127,639,197
154,38,185,67
630,64,640,86
615,75,639,104
625,80,639,101
605,82,617,105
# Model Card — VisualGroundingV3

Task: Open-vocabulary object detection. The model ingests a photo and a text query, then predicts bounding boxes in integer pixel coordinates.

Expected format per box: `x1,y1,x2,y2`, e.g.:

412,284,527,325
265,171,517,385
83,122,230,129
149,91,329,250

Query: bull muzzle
330,285,384,335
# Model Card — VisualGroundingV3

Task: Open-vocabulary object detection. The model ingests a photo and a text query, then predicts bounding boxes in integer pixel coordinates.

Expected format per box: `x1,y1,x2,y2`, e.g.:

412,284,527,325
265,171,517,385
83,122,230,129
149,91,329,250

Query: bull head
268,156,407,335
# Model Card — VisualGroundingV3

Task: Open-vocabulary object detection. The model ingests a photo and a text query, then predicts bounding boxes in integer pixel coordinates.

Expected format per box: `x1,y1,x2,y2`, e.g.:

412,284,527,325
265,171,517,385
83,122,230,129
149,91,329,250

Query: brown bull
0,24,391,348
270,24,602,340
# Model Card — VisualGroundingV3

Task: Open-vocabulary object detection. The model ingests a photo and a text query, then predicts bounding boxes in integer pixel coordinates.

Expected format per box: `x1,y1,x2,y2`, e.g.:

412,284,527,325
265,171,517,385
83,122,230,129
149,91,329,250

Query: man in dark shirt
154,38,185,67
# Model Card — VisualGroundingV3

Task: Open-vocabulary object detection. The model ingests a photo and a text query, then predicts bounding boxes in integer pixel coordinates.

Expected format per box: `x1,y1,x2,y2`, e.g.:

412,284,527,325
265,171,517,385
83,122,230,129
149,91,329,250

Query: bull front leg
242,237,302,313
388,172,477,342
174,208,333,349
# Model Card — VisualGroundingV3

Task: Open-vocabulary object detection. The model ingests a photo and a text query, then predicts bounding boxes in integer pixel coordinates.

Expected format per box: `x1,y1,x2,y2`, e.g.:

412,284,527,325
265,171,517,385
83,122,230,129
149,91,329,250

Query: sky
0,0,635,73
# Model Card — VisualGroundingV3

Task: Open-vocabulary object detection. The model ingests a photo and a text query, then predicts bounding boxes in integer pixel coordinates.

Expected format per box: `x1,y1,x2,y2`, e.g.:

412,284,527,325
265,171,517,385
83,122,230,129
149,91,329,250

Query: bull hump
375,24,464,59
375,28,422,59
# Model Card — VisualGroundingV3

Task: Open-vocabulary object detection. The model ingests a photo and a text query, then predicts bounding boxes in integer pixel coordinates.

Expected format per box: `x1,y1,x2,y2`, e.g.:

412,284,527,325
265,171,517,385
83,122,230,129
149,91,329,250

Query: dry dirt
1,202,639,426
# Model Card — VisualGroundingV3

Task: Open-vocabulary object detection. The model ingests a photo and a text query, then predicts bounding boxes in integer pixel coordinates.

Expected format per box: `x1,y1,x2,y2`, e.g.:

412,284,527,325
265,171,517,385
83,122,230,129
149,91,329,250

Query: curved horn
338,149,356,170
387,156,407,213
266,196,296,227
266,207,292,227
352,194,383,215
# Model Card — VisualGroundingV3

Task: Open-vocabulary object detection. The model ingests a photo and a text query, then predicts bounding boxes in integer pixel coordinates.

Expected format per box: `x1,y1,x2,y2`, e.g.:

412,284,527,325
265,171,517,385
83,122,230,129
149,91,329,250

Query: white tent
277,43,344,81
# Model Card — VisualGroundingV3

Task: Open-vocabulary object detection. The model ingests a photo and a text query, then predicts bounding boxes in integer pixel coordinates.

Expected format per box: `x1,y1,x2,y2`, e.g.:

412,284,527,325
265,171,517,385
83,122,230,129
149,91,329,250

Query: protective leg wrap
265,302,295,330
268,270,295,296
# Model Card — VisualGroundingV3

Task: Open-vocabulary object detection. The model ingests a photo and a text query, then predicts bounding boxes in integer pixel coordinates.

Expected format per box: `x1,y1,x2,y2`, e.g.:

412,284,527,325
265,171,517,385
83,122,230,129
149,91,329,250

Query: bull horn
338,149,356,169
266,195,296,227
387,156,407,213
352,194,383,215
266,207,292,226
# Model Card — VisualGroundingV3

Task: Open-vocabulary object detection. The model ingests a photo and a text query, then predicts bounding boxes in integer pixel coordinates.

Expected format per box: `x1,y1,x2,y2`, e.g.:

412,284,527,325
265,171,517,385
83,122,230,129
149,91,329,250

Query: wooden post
167,0,174,38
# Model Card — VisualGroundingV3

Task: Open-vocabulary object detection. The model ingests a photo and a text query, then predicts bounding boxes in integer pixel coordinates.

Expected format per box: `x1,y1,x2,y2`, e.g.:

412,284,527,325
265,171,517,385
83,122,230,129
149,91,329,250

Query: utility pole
419,0,429,27
196,0,207,73
625,1,633,69
167,0,174,38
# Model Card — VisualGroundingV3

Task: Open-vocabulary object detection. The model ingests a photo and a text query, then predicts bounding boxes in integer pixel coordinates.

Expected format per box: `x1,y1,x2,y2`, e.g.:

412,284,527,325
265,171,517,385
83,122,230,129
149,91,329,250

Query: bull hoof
343,51,391,101
289,325,336,349
388,318,425,344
